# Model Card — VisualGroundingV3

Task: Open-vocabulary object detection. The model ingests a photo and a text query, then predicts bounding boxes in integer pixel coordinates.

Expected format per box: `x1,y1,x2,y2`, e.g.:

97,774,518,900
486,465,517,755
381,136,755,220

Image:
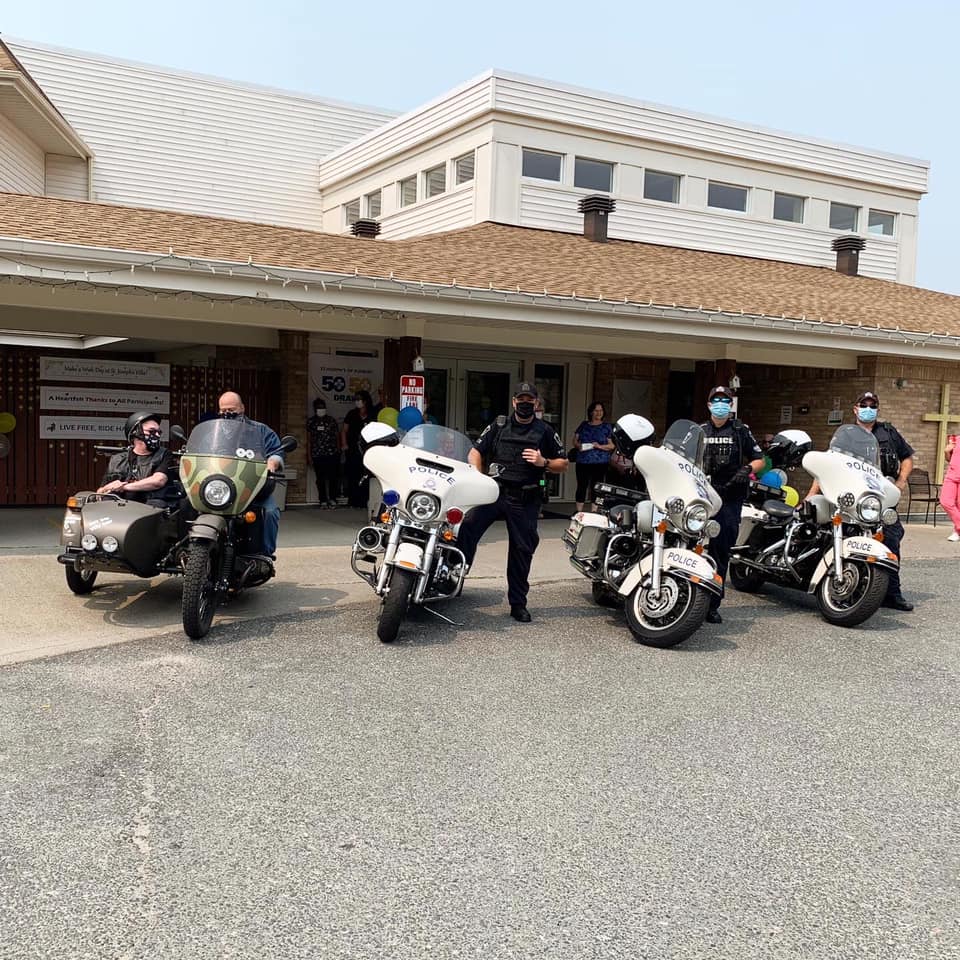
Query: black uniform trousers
706,497,745,613
882,517,906,601
456,486,541,609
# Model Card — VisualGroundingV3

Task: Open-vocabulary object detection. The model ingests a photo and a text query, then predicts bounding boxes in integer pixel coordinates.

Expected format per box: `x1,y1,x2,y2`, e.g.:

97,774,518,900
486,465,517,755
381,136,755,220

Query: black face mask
515,401,536,419
142,433,162,453
220,411,241,420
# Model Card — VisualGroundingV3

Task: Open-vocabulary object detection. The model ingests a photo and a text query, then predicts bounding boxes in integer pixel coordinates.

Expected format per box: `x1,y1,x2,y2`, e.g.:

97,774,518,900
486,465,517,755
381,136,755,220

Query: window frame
398,175,417,208
707,180,749,213
344,198,361,228
521,148,563,183
364,189,382,220
772,191,805,224
423,163,446,199
573,156,614,193
867,209,896,237
643,169,681,204
829,201,860,232
454,151,475,185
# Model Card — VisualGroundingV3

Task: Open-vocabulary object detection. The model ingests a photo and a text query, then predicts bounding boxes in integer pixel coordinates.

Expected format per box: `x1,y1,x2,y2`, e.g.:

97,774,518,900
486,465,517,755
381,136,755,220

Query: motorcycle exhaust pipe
357,526,385,553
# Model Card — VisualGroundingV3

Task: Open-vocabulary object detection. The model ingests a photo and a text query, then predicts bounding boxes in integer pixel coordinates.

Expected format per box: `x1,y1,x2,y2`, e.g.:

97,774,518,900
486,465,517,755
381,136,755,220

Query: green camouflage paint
180,455,269,515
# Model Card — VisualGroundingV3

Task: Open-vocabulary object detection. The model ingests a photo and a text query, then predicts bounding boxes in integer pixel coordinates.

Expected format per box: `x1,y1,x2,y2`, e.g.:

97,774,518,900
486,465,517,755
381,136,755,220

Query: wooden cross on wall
922,383,960,484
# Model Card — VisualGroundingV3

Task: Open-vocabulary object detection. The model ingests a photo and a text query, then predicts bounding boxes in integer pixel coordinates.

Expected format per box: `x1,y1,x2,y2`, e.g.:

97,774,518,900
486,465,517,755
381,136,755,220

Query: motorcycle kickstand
421,605,462,626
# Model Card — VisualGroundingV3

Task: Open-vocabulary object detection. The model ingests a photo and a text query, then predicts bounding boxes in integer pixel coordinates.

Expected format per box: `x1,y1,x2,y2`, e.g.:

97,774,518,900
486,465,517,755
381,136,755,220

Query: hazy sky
3,0,957,293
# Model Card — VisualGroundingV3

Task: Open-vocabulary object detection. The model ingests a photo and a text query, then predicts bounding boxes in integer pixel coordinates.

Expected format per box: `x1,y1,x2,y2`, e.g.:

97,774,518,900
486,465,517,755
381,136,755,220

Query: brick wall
591,357,671,432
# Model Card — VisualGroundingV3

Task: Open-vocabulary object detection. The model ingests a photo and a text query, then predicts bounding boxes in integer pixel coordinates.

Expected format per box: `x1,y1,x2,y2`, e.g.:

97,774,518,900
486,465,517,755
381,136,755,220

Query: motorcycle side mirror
280,434,298,454
170,425,187,444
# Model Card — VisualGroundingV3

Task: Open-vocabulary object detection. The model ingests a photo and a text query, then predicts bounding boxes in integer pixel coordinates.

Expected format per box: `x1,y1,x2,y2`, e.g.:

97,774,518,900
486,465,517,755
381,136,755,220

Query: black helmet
124,411,161,442
611,413,657,459
765,429,812,469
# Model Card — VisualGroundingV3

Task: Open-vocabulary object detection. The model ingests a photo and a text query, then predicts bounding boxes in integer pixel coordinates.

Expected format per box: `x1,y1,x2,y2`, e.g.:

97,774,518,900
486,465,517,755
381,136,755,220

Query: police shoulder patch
496,415,507,426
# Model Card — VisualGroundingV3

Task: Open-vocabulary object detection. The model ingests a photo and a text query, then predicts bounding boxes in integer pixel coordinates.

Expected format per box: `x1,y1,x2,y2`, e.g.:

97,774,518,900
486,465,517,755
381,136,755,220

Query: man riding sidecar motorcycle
97,412,180,506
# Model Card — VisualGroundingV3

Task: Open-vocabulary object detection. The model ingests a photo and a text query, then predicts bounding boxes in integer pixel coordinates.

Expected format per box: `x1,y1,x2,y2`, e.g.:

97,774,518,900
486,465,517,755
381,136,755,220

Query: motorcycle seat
763,499,795,521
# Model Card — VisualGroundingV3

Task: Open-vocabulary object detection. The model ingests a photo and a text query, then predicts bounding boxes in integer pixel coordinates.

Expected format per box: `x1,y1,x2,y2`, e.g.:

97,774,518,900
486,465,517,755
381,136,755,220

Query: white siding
492,74,928,194
378,186,475,239
519,183,900,281
44,153,87,199
10,40,395,229
0,111,44,194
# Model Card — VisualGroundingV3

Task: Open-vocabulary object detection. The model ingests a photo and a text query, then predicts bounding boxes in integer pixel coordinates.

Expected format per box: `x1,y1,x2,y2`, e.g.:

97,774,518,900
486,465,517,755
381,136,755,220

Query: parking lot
1,510,958,958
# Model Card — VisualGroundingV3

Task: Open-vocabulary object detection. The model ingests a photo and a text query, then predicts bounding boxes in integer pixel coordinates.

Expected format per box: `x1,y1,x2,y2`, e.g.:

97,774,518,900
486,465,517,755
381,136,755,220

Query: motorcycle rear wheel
65,565,97,595
378,568,417,643
817,561,889,627
625,573,711,648
729,560,764,593
591,581,623,608
182,542,218,641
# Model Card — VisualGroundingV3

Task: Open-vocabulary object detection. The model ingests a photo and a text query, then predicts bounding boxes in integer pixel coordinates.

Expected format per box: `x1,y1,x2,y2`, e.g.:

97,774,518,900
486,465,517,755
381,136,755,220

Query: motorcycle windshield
828,425,880,468
184,418,267,459
661,419,706,468
400,424,474,463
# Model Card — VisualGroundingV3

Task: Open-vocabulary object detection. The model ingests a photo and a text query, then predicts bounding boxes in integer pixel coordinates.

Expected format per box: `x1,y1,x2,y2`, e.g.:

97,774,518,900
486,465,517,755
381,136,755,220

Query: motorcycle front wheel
65,565,98,595
377,568,418,643
182,542,218,641
625,573,711,648
816,561,889,627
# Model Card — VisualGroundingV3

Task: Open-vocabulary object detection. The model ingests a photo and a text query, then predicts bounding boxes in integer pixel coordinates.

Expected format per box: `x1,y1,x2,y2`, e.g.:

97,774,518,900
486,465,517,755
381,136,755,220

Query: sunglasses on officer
857,400,879,409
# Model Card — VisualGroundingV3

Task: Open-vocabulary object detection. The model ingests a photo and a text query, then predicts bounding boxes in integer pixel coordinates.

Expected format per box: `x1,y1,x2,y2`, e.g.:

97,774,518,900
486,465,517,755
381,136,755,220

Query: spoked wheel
377,568,417,643
817,561,889,627
729,560,764,593
591,581,623,608
182,542,219,641
624,573,711,648
65,565,98,595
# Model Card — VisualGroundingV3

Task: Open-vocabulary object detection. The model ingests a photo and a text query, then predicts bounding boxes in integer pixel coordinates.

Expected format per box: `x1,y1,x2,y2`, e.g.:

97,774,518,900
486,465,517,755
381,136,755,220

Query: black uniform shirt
475,415,564,486
872,422,915,480
103,448,177,502
700,419,762,489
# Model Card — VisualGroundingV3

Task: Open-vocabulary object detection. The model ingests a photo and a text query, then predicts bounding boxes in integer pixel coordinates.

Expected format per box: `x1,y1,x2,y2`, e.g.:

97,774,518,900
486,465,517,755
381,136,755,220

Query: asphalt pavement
1,510,959,958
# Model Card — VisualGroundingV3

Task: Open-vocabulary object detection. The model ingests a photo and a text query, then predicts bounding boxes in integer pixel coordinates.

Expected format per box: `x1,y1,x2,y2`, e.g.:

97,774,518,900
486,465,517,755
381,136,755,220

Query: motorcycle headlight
856,494,882,524
81,534,98,551
881,507,898,526
101,535,119,553
705,519,721,539
681,503,709,534
407,492,440,522
837,491,856,510
200,476,235,509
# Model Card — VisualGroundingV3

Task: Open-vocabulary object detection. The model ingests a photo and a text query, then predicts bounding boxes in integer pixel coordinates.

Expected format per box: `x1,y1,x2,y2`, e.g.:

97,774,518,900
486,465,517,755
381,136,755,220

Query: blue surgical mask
856,405,878,423
709,400,732,419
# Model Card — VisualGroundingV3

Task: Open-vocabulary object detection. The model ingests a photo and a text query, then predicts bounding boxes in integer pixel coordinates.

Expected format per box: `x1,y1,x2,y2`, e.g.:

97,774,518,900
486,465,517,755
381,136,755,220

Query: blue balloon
760,470,783,489
396,406,424,431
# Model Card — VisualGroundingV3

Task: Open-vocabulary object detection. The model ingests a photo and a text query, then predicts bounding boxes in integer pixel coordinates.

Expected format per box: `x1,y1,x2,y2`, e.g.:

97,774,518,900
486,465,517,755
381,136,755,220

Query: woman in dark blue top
573,402,615,511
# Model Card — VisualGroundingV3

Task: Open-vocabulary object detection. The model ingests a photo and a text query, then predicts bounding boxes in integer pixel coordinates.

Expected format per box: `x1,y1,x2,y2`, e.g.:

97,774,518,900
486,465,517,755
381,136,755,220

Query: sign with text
40,386,171,413
307,353,382,422
39,417,170,440
39,356,171,386
400,374,425,412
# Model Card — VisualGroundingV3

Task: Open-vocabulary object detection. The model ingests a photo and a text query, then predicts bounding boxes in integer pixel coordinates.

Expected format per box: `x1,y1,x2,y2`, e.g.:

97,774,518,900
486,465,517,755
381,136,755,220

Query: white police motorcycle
351,421,499,643
729,425,901,627
564,418,724,648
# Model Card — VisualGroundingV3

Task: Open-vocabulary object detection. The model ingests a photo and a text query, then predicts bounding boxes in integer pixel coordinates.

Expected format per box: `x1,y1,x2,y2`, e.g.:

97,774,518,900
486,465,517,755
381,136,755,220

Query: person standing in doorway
941,434,960,542
573,402,615,512
306,398,340,508
341,390,374,508
806,391,915,610
701,385,766,625
456,382,567,622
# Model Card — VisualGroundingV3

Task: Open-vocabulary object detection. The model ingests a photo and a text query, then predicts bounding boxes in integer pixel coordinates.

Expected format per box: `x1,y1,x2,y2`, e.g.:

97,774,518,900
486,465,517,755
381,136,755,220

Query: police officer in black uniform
456,382,567,622
701,385,765,624
806,391,915,611
97,412,178,506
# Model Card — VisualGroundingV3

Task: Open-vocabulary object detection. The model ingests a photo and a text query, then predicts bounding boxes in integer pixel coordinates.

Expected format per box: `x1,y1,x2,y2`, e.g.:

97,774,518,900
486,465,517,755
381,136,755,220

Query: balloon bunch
377,405,424,433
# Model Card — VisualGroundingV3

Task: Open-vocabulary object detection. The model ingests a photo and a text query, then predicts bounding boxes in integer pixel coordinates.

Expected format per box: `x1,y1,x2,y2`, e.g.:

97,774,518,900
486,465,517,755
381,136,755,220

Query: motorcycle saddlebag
563,513,609,561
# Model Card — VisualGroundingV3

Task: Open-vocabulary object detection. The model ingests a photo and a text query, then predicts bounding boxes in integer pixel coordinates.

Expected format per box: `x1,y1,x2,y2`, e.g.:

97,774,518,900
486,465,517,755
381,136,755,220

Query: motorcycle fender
806,538,899,592
189,514,226,542
617,549,723,597
393,541,425,574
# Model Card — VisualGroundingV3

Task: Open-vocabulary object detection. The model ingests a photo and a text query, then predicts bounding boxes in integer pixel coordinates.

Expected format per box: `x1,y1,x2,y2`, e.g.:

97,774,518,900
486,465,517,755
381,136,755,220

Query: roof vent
351,218,381,239
578,195,616,243
831,235,866,276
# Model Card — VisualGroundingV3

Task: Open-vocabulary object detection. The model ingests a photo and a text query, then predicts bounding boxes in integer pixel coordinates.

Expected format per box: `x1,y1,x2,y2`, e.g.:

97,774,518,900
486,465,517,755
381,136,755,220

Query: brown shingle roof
2,191,960,339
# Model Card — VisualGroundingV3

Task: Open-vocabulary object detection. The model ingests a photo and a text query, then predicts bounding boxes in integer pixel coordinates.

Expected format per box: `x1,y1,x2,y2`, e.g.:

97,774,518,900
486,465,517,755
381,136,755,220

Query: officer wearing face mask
456,382,567,622
701,386,765,624
97,412,178,506
806,391,915,612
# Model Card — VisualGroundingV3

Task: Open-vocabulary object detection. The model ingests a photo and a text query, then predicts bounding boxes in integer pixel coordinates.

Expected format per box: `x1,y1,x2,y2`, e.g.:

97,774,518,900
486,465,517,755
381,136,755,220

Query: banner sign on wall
39,357,171,386
307,354,383,422
40,386,171,413
39,417,171,440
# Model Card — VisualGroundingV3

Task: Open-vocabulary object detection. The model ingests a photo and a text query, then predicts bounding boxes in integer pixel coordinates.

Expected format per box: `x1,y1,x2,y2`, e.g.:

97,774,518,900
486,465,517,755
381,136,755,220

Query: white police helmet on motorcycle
766,429,813,468
358,421,399,453
611,414,657,459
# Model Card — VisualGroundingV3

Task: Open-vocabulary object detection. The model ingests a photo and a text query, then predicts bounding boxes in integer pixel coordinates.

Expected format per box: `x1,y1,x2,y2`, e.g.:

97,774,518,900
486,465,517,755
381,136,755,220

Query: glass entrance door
455,360,520,441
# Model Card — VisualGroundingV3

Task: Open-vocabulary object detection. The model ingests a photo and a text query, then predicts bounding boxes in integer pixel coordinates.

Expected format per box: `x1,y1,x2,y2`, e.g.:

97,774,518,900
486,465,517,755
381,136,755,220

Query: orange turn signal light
832,515,843,526
66,497,80,510
873,531,885,542
380,512,391,524
693,544,704,555
656,520,668,534
442,530,455,542
244,511,257,524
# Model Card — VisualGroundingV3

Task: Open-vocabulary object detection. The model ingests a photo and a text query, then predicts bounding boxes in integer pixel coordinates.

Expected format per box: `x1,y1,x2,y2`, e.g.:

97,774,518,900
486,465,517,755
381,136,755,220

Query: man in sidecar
97,412,179,507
